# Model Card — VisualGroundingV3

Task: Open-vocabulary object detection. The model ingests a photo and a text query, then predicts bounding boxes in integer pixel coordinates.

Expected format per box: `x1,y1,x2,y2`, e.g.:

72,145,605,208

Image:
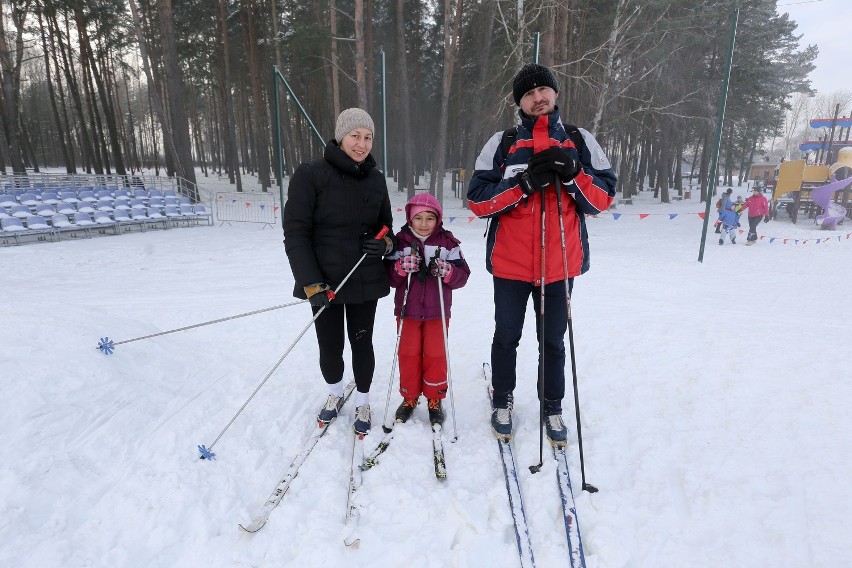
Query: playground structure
771,115,852,226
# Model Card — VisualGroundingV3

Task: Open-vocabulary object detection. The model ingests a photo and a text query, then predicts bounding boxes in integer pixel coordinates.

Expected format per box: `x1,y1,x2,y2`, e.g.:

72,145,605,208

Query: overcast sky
776,0,850,96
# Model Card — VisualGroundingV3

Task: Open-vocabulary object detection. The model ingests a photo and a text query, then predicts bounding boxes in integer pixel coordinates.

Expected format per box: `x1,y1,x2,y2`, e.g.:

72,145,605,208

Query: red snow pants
397,318,449,400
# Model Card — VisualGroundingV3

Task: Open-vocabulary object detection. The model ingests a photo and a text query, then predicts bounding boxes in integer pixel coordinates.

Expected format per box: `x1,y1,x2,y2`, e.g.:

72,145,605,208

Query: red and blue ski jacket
467,109,617,283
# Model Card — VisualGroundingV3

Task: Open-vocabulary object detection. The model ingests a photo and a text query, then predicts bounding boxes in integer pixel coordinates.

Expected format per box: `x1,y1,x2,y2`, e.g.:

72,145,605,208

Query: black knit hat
512,63,559,105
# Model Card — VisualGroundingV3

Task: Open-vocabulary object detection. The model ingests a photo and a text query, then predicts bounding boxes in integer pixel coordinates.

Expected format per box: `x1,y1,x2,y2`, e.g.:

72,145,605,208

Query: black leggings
312,300,378,393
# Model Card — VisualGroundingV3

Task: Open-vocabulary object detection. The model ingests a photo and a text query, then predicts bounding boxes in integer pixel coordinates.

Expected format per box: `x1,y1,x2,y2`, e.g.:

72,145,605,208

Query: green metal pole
272,67,325,148
698,7,739,263
381,50,388,174
533,32,540,63
272,66,284,226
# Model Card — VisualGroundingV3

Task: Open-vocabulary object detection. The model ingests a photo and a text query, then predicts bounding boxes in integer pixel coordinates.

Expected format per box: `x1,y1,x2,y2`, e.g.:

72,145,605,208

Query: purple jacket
386,224,470,320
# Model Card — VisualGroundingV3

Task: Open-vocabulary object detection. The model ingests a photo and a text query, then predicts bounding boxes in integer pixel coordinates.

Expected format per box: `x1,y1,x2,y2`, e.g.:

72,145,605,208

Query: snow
1,173,850,567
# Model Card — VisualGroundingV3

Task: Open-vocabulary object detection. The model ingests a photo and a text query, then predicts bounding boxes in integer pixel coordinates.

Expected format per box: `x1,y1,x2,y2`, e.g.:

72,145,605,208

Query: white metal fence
214,191,279,226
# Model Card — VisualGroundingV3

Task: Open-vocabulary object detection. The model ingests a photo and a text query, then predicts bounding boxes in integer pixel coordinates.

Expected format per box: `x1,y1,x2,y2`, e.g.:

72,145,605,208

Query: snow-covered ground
1,172,849,567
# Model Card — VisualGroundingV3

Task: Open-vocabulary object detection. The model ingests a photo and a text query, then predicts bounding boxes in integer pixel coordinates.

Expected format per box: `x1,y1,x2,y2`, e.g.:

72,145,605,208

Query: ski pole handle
373,225,389,240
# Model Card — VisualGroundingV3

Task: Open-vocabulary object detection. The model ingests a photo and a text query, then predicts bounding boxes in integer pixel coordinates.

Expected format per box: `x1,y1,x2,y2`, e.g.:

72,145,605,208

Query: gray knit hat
512,63,559,105
334,108,375,143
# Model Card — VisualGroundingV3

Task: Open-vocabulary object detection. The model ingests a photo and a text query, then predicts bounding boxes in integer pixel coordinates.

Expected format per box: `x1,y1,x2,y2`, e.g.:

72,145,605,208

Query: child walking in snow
386,193,470,426
718,200,739,245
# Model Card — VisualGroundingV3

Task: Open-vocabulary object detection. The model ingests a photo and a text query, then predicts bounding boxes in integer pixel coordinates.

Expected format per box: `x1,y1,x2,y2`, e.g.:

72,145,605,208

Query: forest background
0,0,848,204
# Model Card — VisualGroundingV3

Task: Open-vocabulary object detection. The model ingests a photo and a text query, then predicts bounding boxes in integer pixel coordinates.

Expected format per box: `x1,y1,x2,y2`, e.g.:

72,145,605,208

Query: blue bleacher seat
77,201,96,214
130,198,147,210
10,204,31,219
25,215,51,230
73,212,96,227
35,204,56,218
51,213,72,228
0,194,17,208
94,211,119,234
113,198,131,211
41,191,60,205
114,188,131,200
96,199,114,212
78,190,97,203
2,216,27,232
60,191,80,204
57,202,77,215
96,189,114,202
18,193,39,207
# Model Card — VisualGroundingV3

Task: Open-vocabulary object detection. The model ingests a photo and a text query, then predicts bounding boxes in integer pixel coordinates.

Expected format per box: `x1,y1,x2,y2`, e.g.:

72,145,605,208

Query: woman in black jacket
284,108,395,437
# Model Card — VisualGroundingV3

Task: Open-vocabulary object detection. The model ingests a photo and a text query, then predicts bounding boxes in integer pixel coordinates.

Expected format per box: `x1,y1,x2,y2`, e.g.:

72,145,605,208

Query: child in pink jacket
385,193,470,426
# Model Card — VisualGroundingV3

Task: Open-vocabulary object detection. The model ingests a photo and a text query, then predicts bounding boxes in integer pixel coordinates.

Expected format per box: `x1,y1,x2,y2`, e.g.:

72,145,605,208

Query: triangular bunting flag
669,214,678,220
448,216,456,223
639,214,649,219
245,202,250,208
612,213,621,220
468,216,475,222
770,238,776,243
697,212,706,219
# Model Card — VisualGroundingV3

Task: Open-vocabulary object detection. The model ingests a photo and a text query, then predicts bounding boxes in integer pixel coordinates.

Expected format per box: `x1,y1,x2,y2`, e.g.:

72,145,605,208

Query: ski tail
484,363,536,567
554,446,587,568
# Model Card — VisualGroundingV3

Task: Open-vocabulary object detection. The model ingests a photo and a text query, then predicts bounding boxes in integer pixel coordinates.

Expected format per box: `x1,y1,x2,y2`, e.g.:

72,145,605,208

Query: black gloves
528,147,581,183
304,283,333,308
361,234,390,257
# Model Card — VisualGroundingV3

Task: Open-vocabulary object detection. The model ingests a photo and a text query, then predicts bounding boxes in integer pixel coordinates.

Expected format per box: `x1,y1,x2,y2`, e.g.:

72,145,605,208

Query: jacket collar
518,106,562,131
324,139,377,178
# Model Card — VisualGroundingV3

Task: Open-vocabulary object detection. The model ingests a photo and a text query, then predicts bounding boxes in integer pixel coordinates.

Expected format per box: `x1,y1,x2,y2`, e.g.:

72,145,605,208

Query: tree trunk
217,0,242,190
431,0,463,203
395,0,415,197
0,0,29,175
353,0,368,109
242,0,271,190
157,0,197,193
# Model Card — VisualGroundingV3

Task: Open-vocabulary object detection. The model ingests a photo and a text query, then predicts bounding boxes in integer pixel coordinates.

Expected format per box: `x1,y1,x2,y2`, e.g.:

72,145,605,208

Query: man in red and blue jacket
467,63,617,445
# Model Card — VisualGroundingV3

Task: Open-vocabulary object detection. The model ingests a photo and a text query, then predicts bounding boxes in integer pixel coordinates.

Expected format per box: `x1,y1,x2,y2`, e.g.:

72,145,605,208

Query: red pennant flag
639,214,649,219
697,212,706,219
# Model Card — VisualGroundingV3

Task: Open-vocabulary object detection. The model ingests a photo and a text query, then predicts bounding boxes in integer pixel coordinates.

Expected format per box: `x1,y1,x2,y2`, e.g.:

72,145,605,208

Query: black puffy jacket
284,140,394,304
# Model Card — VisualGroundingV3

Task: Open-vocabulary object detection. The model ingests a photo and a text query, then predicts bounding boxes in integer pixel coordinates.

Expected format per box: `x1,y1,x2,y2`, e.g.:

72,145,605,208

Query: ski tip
197,444,216,460
343,534,360,547
239,520,265,533
382,425,393,434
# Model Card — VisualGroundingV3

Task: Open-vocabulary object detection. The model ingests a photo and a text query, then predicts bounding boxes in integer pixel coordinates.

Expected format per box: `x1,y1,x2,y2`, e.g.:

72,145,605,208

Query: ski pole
198,226,389,460
96,300,309,354
530,183,547,474
433,247,458,442
379,271,412,432
554,179,598,493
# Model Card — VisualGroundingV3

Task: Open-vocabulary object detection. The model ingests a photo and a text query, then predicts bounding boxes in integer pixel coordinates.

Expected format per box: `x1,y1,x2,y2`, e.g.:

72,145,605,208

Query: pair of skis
344,406,449,545
484,363,587,568
361,418,447,480
240,385,447,545
238,382,356,534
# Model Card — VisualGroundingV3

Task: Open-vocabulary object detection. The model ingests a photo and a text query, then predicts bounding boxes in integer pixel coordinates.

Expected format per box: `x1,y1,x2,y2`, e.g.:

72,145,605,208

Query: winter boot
427,398,445,426
718,238,724,245
317,394,344,425
353,404,371,436
545,414,568,447
394,398,418,423
731,235,736,244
